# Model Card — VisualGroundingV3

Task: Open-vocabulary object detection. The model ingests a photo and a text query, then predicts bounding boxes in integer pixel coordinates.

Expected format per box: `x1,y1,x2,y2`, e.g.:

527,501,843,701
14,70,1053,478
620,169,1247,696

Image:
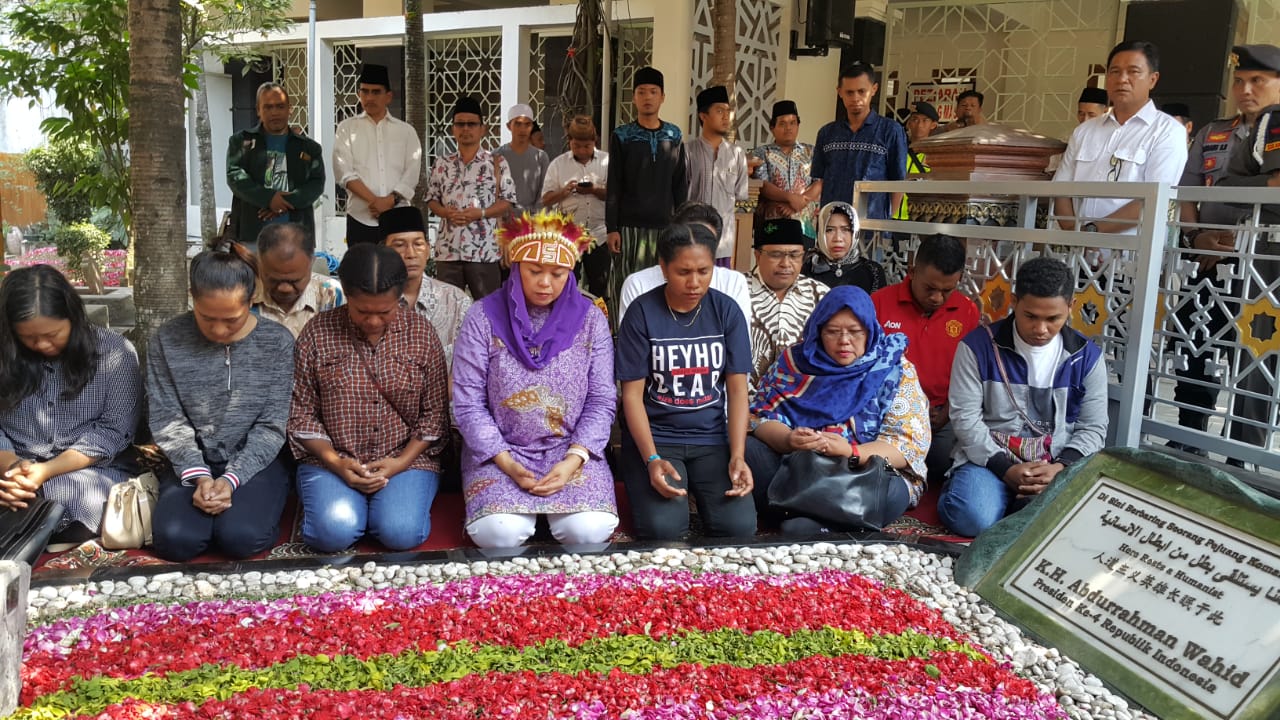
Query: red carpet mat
34,481,962,575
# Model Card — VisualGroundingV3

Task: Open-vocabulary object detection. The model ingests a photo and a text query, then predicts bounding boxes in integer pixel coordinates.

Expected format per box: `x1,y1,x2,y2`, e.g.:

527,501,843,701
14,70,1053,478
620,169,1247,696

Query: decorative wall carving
424,33,504,168
270,46,310,134
690,0,780,151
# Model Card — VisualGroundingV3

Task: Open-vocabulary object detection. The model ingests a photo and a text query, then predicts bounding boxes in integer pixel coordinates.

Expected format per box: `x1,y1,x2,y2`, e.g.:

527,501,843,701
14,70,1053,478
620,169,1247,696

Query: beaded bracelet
646,453,661,465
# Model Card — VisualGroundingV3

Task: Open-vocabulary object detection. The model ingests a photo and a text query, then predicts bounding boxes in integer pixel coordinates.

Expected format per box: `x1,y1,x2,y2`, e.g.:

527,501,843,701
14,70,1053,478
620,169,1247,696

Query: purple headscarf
481,266,593,371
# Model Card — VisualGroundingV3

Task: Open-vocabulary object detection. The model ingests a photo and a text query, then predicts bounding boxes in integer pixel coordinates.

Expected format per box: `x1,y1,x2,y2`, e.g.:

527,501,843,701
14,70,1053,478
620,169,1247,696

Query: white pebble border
27,543,1157,720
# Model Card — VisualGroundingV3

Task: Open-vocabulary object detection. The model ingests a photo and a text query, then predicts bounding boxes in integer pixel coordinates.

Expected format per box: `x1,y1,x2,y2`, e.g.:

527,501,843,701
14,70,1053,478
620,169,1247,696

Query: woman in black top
804,201,886,294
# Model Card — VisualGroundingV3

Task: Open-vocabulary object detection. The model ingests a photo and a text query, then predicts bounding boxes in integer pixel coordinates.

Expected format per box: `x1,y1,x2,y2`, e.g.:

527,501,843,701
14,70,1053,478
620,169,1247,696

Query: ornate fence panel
612,21,654,128
424,33,503,169
270,45,310,134
884,0,1121,143
853,180,1280,491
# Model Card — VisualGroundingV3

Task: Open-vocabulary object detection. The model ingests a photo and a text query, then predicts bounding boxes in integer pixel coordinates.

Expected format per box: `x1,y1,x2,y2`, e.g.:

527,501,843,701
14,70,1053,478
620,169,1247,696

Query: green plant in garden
51,222,111,293
0,0,133,225
51,223,111,273
24,138,101,226
0,0,289,244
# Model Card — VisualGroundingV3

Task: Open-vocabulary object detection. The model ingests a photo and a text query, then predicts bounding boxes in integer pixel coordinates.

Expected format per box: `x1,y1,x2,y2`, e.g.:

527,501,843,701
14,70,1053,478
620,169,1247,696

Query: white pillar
316,38,341,256
498,22,527,143
649,0,695,136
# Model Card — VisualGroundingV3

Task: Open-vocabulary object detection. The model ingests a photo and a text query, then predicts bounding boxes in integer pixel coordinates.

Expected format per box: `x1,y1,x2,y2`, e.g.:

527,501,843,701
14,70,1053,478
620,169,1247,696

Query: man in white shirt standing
542,115,609,297
332,64,423,246
1053,41,1188,239
685,85,749,265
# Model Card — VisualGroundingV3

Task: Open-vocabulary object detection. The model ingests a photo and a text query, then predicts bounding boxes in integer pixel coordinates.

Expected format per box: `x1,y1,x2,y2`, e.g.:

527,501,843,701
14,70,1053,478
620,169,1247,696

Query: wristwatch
1081,222,1099,233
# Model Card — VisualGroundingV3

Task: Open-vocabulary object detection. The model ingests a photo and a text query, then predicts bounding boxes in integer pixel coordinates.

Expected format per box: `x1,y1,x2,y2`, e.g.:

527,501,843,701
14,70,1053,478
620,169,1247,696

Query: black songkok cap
378,206,426,238
452,96,483,119
769,100,799,123
1161,102,1191,119
697,85,730,113
754,218,811,249
633,66,664,91
1078,87,1108,105
358,64,391,90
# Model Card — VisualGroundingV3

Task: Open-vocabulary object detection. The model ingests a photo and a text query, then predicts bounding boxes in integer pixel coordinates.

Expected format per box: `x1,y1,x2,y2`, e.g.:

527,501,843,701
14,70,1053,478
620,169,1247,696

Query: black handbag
767,452,897,531
0,496,65,567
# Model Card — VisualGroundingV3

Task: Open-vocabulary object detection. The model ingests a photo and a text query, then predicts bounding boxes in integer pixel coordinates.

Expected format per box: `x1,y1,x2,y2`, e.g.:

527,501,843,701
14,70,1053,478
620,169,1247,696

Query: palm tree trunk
129,0,189,355
405,0,429,217
711,0,737,141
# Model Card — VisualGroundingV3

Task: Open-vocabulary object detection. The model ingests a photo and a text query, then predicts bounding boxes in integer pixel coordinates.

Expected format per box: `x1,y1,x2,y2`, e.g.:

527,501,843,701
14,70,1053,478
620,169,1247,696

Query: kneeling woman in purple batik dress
452,210,618,548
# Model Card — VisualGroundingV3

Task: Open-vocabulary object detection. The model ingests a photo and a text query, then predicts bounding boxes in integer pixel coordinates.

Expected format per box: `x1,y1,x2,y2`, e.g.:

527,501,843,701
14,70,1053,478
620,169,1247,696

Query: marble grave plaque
971,452,1280,720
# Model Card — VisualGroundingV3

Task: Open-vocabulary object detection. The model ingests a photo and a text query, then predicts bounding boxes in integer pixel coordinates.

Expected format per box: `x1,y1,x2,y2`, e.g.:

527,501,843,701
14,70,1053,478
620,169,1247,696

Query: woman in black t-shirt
615,223,755,540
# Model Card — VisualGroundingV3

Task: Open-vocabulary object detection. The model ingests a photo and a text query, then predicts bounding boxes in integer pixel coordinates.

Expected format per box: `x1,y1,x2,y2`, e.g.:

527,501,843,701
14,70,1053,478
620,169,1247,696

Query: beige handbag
100,472,160,549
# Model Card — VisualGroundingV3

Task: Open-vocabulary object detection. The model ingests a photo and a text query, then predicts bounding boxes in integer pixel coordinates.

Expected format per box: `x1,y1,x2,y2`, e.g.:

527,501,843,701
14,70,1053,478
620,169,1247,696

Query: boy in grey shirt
496,103,549,214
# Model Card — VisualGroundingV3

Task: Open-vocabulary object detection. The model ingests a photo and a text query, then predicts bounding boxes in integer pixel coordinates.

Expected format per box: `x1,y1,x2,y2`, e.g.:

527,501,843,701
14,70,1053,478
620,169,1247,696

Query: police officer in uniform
1170,44,1280,462
895,101,938,220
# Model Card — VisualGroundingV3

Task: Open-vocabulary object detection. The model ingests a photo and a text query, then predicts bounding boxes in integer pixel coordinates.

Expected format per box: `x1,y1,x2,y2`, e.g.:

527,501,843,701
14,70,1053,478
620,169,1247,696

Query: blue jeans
296,464,439,552
936,462,1029,537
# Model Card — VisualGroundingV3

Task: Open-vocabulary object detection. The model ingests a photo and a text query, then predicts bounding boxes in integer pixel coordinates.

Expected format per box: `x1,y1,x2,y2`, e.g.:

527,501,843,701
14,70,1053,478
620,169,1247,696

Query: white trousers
466,511,618,549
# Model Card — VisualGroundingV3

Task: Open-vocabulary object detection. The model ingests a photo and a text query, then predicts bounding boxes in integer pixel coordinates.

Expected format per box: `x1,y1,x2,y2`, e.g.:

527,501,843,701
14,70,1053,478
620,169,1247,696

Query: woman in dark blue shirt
615,222,755,540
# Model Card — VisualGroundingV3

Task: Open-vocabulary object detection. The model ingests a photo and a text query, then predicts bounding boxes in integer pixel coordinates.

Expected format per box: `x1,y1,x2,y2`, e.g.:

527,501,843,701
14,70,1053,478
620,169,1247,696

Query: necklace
667,299,703,327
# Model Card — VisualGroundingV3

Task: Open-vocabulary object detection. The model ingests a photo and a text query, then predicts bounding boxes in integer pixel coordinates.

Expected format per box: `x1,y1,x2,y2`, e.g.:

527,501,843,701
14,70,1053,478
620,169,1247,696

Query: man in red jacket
872,235,979,482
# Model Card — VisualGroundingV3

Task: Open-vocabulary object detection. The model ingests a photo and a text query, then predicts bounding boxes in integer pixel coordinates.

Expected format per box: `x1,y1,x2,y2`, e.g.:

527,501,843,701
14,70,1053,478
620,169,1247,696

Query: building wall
187,0,1280,247
885,0,1123,144
188,0,671,251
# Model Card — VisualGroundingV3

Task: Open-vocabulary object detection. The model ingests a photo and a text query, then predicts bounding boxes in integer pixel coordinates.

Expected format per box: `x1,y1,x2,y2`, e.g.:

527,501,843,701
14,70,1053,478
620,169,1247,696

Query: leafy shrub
24,138,101,224
51,222,111,271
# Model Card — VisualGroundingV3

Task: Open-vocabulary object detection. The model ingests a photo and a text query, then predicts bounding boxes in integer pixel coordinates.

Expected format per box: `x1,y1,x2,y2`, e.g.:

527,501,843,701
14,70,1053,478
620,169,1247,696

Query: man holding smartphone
542,115,610,296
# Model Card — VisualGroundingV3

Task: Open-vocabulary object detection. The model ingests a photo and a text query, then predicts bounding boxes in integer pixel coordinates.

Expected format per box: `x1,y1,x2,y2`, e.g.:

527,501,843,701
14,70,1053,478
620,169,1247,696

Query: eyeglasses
1107,155,1124,182
821,327,867,341
824,225,854,236
762,249,805,262
453,121,482,128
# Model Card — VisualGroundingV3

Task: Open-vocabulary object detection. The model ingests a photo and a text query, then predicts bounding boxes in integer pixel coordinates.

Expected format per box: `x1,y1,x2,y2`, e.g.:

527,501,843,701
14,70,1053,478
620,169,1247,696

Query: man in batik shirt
427,96,517,299
745,218,829,388
752,100,818,238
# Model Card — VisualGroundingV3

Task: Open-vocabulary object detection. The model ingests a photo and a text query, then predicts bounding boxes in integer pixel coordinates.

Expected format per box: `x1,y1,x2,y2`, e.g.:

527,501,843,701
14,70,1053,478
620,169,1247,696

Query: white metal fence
854,180,1278,495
